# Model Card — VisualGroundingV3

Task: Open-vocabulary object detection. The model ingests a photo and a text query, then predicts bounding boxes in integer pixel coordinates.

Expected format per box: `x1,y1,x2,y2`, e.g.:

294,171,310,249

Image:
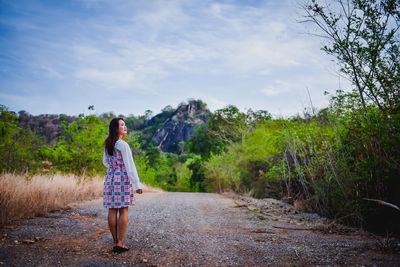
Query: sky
0,0,349,118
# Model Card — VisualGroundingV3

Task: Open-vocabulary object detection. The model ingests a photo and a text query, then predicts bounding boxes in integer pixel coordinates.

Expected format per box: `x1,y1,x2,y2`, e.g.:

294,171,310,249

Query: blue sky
0,0,349,117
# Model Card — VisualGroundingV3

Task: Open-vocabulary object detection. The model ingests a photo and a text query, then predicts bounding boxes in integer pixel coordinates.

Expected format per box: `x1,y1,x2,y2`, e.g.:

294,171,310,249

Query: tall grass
0,173,103,226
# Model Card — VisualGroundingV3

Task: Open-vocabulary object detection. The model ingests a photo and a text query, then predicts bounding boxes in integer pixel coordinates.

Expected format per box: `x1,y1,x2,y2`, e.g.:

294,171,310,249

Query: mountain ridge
15,99,211,153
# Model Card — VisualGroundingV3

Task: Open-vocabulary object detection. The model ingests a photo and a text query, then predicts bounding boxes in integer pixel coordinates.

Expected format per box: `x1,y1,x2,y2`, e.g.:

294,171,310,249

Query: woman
102,118,144,253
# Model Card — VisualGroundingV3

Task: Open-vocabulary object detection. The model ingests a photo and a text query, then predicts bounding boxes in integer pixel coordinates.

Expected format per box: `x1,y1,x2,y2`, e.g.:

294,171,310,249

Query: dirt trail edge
1,192,399,266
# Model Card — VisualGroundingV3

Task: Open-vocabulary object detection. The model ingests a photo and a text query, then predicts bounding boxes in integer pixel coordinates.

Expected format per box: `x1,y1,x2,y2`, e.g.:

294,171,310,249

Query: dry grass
0,173,162,226
0,173,104,226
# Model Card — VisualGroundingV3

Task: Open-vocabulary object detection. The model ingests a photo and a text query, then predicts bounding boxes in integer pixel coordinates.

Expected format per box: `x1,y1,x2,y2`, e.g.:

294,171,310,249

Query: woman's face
118,119,127,138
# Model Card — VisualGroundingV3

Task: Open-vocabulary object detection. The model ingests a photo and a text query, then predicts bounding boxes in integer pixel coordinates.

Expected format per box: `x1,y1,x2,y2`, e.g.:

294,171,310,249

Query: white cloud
75,69,136,88
41,65,64,79
260,80,299,96
204,97,226,111
260,86,282,96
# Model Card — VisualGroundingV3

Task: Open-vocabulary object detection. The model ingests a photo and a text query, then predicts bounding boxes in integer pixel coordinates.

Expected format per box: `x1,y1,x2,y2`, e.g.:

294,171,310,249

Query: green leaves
0,105,41,172
39,115,107,175
303,0,400,114
187,105,271,160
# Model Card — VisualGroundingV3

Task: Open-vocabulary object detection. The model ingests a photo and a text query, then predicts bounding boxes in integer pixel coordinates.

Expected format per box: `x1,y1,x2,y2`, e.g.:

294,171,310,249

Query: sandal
114,246,130,253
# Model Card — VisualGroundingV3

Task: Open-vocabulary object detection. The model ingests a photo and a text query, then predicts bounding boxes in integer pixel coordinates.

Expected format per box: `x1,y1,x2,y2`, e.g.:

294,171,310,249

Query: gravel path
1,192,399,266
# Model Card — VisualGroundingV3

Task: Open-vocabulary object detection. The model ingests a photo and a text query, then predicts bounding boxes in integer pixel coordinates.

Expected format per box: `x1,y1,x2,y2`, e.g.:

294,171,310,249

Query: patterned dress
103,148,135,208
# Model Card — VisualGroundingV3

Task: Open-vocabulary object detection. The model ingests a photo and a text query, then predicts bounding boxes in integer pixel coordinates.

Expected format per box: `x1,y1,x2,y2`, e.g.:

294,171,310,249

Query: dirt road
0,192,399,266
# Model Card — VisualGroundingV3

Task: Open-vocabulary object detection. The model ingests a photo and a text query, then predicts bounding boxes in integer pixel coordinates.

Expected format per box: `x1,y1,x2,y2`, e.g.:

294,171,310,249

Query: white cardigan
103,139,145,191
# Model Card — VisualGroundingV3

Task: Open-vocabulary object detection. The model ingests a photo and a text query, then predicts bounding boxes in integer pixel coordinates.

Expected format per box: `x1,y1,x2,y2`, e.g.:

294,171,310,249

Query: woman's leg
108,208,118,245
116,207,129,247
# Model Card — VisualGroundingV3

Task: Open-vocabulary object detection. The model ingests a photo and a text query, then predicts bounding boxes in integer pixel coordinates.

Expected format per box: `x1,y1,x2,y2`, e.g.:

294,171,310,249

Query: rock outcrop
152,100,210,152
18,114,79,145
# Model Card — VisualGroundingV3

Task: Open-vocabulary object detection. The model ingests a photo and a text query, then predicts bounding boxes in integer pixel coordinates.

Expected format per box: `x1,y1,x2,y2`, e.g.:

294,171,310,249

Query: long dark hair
104,117,124,156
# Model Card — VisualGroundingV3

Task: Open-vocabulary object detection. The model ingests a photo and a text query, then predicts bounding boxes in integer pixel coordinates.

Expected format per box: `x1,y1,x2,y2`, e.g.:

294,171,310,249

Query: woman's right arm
119,141,145,191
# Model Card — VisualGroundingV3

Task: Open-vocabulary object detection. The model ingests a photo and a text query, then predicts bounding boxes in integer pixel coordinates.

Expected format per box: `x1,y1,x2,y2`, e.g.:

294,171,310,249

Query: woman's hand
136,189,143,194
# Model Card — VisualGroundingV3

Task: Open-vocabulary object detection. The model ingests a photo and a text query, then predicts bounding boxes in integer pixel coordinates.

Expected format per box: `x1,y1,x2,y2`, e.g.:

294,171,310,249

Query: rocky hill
16,100,211,153
152,100,210,152
18,113,79,145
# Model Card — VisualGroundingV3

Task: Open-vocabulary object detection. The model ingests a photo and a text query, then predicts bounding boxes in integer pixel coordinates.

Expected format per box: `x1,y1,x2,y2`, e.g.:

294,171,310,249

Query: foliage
301,0,400,235
0,105,42,173
37,115,107,176
187,105,271,160
173,160,192,192
187,155,206,192
303,0,400,114
133,154,157,187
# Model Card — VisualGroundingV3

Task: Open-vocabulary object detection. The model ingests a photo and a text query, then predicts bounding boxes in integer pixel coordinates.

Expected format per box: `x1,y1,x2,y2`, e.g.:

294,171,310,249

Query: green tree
187,105,246,159
0,105,41,172
303,0,400,115
144,109,153,120
188,156,206,191
188,106,272,160
38,115,107,175
144,140,162,167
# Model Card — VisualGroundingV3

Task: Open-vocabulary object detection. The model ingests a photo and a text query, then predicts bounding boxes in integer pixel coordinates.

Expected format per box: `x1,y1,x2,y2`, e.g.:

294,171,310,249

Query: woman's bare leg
108,208,118,245
116,207,129,247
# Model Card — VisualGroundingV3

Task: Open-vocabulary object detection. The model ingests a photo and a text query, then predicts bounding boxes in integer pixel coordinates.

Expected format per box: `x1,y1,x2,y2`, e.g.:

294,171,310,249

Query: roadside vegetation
0,173,103,225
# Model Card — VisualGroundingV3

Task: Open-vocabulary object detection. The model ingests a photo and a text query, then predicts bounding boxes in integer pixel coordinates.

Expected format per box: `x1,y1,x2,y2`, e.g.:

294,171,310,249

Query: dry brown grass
0,173,104,226
0,173,161,226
